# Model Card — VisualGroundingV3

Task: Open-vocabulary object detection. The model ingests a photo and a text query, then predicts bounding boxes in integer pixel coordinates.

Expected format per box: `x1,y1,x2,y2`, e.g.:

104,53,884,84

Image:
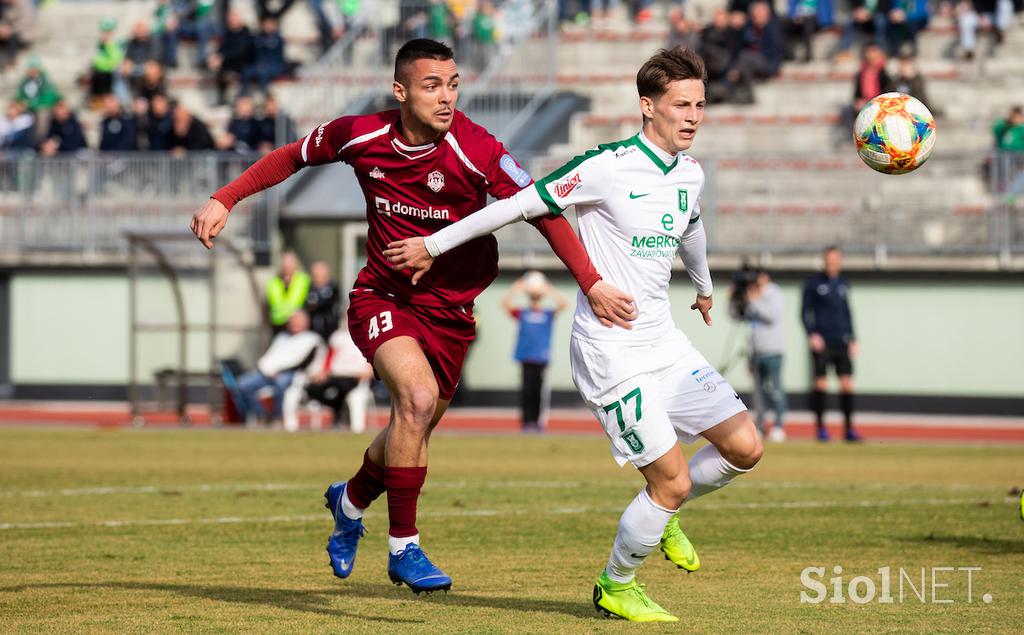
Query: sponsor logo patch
499,154,532,187
314,122,326,148
369,167,385,180
374,196,450,221
553,172,582,199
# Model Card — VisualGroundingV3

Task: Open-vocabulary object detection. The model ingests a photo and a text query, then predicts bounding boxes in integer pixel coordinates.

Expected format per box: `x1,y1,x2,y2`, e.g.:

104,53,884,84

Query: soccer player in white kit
384,47,763,621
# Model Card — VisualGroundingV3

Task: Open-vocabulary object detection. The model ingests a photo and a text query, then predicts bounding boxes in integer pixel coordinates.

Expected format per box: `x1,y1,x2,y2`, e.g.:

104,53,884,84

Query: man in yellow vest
267,250,310,334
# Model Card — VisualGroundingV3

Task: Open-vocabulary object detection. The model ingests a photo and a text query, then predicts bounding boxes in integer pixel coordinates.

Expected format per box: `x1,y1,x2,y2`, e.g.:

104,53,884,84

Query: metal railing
0,151,1020,266
0,153,275,262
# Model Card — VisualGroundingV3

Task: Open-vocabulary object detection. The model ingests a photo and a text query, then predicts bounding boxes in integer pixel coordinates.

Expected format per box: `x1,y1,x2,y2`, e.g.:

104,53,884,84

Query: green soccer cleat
661,514,701,572
592,572,679,622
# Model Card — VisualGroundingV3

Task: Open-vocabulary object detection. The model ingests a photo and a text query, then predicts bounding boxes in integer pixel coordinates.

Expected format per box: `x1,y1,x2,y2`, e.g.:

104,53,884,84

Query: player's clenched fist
189,198,230,249
384,237,433,285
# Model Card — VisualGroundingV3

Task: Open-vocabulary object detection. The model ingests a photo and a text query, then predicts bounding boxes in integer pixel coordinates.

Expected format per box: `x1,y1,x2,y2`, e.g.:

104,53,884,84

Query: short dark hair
824,244,842,255
636,46,707,101
394,39,455,84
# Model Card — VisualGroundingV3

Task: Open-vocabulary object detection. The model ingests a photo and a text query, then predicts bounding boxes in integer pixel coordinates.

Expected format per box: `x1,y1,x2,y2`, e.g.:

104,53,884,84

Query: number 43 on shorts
603,387,645,453
368,311,393,340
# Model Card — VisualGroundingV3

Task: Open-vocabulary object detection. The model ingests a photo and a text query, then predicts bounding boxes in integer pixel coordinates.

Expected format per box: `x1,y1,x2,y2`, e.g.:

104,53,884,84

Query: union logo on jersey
554,172,582,199
427,170,445,192
369,166,385,180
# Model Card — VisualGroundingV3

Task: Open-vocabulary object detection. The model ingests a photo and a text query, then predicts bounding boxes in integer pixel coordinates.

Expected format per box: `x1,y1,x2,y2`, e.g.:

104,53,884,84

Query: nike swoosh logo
733,393,740,400
630,553,646,559
339,559,349,570
628,192,650,199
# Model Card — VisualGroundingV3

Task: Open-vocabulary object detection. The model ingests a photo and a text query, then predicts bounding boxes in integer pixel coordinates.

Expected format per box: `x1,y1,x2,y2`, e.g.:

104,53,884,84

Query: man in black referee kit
802,245,861,442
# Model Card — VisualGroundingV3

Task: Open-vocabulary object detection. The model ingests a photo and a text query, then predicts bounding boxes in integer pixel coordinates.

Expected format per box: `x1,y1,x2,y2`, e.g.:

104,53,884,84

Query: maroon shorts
347,289,476,401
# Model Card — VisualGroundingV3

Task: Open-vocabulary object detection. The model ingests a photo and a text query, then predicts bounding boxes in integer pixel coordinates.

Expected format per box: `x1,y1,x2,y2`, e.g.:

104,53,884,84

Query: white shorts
570,329,747,468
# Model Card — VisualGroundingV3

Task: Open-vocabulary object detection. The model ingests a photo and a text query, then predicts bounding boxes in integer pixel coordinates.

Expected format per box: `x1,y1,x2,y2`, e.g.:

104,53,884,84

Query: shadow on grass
906,533,1024,554
0,580,596,621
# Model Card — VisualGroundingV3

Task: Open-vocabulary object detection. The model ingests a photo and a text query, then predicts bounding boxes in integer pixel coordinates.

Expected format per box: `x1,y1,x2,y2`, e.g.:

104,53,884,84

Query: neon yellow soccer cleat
593,572,678,622
661,514,701,572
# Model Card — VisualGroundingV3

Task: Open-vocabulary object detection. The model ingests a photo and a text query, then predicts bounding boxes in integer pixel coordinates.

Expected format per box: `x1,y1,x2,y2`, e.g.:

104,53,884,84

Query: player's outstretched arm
189,139,307,248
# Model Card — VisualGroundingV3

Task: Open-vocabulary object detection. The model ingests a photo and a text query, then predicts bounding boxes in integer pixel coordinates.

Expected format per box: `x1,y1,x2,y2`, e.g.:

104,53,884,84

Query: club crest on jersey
678,189,688,212
427,170,445,192
369,167,385,180
554,172,582,199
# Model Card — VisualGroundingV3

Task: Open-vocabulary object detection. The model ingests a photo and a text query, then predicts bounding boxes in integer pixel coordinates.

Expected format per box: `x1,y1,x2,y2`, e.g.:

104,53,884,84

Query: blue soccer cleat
324,481,365,579
816,426,830,442
844,427,864,443
387,544,452,594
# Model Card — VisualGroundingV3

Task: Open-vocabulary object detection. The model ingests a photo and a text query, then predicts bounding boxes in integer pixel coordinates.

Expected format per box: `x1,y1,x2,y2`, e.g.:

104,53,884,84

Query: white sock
685,444,752,502
605,488,677,584
388,533,419,555
340,486,364,520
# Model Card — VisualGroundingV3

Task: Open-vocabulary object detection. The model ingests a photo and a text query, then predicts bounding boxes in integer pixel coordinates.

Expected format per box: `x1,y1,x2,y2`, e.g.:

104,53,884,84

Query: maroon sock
345,451,387,510
383,465,427,538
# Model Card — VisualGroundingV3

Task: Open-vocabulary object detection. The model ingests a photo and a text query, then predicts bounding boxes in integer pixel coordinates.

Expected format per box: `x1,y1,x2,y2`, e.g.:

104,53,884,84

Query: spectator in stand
15,55,62,112
305,315,374,430
243,15,288,96
852,43,889,112
234,310,326,424
501,271,568,432
667,7,700,51
0,0,35,70
146,93,174,150
318,0,365,56
470,1,498,70
267,250,310,335
257,93,296,150
428,0,454,43
136,60,167,102
727,1,783,104
40,101,88,156
121,20,162,96
175,0,218,68
958,0,1014,60
90,18,126,101
305,260,340,341
0,100,36,150
99,94,139,151
152,0,179,68
890,53,930,106
836,0,879,62
784,0,833,62
208,9,253,105
993,106,1024,153
882,0,930,56
218,95,262,152
168,102,215,155
701,8,744,102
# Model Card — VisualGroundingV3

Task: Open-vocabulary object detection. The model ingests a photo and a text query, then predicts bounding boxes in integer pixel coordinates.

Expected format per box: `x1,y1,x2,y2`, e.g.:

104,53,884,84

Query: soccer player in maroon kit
190,39,636,594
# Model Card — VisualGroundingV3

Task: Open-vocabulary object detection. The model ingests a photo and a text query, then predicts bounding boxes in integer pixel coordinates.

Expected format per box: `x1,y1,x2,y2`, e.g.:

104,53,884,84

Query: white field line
0,497,1016,532
0,479,1007,499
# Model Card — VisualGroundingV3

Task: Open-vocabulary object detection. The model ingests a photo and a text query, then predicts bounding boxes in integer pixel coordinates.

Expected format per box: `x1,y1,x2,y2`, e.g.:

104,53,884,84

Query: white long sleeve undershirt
679,218,713,297
424,187,549,257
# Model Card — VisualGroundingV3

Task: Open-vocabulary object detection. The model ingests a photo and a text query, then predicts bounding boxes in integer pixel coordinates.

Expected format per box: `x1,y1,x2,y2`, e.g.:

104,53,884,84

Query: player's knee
725,433,763,470
394,387,438,428
651,476,691,509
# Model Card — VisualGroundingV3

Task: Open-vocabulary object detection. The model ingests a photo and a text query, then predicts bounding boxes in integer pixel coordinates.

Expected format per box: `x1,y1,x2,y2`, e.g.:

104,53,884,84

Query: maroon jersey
300,110,533,309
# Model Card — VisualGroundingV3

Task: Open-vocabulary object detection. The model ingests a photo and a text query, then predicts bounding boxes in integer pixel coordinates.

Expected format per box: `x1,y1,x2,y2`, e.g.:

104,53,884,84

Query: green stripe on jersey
688,214,701,224
535,181,563,215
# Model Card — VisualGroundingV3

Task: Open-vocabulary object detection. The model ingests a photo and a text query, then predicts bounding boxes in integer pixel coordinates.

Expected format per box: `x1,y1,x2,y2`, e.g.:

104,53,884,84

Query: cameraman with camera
730,266,787,442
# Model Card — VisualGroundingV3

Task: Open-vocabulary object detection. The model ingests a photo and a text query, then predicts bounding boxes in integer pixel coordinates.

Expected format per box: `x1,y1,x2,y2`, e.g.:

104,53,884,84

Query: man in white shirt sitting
306,316,375,429
236,310,326,422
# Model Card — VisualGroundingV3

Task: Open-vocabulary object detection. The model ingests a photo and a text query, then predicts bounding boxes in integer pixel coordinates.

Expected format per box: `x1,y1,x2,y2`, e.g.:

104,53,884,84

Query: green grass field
0,427,1021,634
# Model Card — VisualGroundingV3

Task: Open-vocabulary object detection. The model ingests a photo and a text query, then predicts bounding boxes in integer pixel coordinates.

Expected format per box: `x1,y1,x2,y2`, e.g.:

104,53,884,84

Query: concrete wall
464,273,1024,399
7,269,1023,400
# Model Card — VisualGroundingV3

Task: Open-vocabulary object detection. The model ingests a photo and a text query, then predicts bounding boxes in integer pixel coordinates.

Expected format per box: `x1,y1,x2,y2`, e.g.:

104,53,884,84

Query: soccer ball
853,92,936,175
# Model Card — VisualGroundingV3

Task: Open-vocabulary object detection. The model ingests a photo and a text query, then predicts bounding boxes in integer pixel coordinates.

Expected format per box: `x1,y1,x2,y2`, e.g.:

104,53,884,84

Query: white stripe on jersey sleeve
341,124,392,152
444,132,487,181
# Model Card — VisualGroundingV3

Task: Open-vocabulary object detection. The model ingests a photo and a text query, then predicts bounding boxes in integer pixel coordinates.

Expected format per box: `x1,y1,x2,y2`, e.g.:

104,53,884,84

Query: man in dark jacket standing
801,245,861,442
728,1,783,103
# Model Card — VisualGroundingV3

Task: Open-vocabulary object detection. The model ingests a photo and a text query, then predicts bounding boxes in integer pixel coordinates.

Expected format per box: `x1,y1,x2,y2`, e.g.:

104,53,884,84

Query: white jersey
534,131,707,345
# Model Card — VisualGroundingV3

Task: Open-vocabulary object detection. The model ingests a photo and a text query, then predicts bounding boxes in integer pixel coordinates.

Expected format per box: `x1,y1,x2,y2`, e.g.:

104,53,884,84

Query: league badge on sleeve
500,154,532,187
